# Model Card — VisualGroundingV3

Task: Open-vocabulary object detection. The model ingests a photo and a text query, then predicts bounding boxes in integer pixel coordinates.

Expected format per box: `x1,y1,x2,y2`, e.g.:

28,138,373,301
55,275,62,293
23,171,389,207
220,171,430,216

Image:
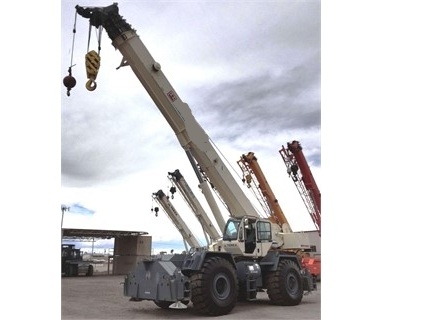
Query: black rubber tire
65,265,72,277
265,259,303,306
72,265,78,276
67,264,76,277
86,265,94,276
190,256,238,316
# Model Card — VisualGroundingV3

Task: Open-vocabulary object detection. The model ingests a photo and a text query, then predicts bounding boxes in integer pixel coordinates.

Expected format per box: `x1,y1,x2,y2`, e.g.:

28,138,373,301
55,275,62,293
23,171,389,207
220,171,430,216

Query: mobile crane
72,3,316,316
279,141,321,281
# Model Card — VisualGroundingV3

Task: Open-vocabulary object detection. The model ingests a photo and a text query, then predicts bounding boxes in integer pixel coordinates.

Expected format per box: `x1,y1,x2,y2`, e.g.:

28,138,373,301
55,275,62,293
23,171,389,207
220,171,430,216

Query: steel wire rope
68,11,78,70
208,138,265,218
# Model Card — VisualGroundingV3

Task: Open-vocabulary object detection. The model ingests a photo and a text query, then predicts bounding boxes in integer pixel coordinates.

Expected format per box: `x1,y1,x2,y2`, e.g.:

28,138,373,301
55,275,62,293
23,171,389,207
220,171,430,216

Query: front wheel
265,259,303,306
67,264,77,277
190,256,238,316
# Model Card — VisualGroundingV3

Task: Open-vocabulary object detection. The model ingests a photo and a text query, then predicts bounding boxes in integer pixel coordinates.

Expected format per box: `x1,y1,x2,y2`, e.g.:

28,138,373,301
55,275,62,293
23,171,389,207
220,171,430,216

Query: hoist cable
69,11,78,69
97,26,103,55
87,22,92,53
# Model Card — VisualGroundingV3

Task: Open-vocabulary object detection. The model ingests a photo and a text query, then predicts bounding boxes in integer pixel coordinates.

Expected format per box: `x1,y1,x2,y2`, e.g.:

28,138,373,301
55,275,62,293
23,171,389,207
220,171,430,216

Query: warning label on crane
167,90,177,102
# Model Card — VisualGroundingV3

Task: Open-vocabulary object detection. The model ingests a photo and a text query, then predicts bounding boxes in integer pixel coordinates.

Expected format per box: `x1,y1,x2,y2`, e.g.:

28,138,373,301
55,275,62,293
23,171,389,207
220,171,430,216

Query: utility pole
61,205,69,240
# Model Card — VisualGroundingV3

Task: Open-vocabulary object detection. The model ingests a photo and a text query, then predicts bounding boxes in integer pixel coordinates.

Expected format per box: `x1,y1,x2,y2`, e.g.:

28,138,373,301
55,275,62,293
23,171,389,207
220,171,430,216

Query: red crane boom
279,141,321,236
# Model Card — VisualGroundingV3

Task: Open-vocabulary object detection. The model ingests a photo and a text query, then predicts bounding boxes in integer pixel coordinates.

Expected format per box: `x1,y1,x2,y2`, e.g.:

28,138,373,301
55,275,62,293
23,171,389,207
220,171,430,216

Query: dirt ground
61,267,321,320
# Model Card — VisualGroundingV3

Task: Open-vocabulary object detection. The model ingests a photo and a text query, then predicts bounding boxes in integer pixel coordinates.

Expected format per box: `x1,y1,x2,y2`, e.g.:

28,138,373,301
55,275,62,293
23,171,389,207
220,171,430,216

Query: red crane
279,141,321,236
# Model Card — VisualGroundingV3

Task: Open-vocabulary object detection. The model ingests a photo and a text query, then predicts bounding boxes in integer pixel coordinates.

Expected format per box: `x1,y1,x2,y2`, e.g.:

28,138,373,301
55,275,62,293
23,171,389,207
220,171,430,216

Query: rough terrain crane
71,3,316,316
279,141,321,280
237,151,319,279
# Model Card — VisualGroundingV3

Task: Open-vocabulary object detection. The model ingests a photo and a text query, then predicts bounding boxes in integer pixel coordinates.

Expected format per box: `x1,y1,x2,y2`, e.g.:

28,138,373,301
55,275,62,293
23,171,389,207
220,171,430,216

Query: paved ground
61,273,320,320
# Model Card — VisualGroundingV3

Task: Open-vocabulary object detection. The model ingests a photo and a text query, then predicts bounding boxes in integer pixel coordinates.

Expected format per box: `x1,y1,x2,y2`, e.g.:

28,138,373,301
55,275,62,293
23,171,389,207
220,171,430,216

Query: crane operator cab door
242,217,257,254
239,217,273,256
222,217,273,256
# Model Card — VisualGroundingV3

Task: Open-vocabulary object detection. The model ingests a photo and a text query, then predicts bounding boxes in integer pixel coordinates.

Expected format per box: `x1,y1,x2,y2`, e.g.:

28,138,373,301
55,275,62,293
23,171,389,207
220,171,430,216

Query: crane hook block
85,50,101,91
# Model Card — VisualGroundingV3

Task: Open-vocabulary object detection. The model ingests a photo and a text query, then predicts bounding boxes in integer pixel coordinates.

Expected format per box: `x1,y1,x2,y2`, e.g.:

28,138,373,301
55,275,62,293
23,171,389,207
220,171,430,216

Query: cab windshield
222,219,240,240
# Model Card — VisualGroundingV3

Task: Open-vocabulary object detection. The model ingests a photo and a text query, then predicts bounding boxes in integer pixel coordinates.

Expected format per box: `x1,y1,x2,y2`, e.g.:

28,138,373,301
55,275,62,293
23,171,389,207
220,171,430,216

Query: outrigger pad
169,301,188,309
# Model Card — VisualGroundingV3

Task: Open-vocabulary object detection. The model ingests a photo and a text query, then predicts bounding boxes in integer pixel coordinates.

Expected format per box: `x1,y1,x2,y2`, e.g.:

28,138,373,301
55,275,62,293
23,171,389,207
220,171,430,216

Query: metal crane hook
86,79,97,91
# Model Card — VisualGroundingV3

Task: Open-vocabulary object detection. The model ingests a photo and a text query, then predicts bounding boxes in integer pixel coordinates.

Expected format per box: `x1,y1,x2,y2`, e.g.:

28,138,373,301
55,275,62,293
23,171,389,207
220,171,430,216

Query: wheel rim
285,272,299,294
213,273,231,300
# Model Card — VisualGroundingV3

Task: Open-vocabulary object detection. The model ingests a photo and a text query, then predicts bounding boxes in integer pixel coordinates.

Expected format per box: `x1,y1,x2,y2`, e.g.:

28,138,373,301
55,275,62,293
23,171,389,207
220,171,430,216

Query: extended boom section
238,152,292,232
168,169,222,245
75,3,257,219
152,190,202,251
279,141,321,236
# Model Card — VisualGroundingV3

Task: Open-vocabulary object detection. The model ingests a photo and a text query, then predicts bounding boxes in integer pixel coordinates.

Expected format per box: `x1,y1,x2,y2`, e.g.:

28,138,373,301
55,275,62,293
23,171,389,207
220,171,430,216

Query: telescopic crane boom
237,152,292,233
167,169,222,245
279,141,321,236
152,189,202,251
75,3,257,220
237,152,311,250
180,150,228,232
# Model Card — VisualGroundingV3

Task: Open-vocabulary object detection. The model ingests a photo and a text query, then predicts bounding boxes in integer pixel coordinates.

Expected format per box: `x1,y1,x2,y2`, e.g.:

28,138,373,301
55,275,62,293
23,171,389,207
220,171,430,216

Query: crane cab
222,216,274,257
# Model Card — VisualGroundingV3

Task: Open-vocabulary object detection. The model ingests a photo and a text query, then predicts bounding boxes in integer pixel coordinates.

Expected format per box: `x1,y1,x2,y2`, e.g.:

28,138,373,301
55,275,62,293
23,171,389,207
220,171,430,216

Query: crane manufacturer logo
167,90,177,102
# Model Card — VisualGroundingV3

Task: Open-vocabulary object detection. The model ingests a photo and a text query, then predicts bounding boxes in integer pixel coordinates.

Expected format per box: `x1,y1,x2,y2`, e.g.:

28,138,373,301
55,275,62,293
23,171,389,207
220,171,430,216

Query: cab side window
257,221,272,241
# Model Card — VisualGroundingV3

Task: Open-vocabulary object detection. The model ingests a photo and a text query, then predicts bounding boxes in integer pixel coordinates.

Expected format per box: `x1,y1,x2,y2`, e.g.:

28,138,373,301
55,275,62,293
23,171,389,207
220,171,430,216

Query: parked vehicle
62,244,94,277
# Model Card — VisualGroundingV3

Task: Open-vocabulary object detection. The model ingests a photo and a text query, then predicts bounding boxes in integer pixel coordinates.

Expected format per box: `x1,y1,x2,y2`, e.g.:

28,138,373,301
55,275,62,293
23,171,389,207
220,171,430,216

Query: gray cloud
61,1,321,225
61,89,177,187
187,51,320,166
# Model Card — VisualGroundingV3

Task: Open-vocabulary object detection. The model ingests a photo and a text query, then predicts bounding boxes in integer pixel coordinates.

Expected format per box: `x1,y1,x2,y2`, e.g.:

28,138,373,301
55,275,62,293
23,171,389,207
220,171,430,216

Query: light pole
61,205,69,240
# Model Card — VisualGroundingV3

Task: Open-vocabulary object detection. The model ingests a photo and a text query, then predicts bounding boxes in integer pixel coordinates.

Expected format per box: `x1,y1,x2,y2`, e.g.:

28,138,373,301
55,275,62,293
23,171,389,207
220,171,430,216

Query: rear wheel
265,259,303,306
190,256,238,316
72,265,78,276
66,264,77,277
65,264,72,277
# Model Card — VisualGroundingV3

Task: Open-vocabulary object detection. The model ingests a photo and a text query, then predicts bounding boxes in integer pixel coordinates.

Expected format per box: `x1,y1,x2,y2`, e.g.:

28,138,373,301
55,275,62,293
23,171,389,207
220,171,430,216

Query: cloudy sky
60,0,321,249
